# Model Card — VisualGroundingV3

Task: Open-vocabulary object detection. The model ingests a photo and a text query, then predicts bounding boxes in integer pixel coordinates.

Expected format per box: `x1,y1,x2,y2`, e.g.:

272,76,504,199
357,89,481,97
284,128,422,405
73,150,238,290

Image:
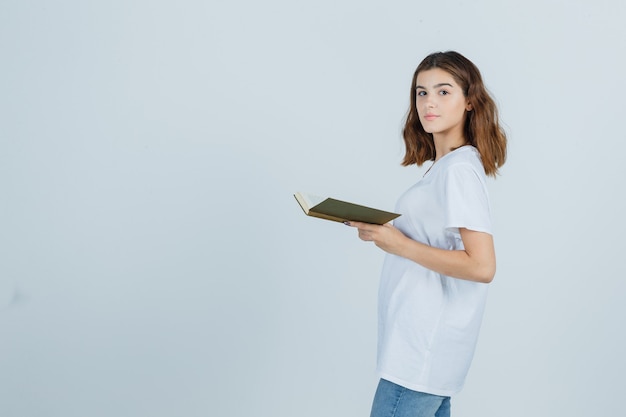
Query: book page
300,192,326,209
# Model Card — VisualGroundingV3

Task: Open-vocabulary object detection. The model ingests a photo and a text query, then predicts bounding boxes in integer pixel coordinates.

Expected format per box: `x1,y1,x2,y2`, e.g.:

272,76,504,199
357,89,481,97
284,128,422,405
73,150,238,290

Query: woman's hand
344,221,409,256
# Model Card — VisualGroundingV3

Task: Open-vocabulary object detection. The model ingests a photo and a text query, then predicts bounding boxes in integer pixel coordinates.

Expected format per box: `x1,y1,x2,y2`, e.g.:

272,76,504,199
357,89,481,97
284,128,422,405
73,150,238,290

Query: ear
466,101,473,111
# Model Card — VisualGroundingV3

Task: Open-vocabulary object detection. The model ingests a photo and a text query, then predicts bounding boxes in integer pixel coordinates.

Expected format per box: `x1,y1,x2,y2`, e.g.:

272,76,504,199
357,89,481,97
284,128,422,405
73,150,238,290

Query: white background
1,0,625,416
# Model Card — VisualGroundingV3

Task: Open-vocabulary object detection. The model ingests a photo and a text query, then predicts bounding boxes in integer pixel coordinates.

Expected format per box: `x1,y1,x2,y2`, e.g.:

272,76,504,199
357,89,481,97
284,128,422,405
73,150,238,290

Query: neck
433,133,467,161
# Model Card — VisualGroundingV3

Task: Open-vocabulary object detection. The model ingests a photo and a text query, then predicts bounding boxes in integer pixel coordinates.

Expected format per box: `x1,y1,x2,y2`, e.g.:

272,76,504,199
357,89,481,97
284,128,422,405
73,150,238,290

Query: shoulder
445,145,482,165
439,148,492,212
440,146,486,179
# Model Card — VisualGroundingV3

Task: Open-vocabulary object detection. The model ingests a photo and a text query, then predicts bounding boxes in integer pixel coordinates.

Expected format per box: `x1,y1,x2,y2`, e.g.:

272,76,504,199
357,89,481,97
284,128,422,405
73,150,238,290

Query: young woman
346,51,507,417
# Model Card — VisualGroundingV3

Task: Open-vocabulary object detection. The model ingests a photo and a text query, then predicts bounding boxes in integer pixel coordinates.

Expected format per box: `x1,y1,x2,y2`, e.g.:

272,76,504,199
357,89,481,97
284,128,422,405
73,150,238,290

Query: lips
423,114,439,121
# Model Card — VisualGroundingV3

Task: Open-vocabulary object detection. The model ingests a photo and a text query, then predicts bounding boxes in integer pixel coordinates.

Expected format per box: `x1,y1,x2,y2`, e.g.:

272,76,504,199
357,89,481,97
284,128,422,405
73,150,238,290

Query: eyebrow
415,83,455,89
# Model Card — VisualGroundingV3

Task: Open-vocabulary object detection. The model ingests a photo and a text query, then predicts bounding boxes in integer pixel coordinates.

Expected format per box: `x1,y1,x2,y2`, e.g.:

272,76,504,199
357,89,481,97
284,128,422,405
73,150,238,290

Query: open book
294,192,400,225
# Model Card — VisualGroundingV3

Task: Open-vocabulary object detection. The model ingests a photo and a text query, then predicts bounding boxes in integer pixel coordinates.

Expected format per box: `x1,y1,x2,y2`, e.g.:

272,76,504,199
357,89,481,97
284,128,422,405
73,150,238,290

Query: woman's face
415,68,472,139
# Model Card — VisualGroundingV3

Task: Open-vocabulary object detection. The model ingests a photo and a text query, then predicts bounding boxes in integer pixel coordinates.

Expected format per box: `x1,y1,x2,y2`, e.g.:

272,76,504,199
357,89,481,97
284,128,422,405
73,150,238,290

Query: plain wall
1,0,625,416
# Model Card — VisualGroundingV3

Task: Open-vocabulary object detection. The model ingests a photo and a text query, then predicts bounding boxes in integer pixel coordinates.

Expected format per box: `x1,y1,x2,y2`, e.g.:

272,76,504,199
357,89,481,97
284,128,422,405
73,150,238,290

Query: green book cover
294,192,400,225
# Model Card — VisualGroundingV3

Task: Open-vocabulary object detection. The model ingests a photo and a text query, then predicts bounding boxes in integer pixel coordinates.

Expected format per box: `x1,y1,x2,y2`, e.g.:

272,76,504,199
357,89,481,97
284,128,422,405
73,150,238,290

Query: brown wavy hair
402,51,507,177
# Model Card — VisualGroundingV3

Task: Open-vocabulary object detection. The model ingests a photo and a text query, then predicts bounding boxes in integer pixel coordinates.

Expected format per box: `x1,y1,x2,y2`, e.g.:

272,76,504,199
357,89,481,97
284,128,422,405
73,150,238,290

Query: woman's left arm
346,221,496,283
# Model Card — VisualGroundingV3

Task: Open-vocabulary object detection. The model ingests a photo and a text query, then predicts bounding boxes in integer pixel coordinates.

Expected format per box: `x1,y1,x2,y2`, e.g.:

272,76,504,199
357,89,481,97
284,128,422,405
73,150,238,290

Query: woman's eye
439,90,449,95
417,91,427,96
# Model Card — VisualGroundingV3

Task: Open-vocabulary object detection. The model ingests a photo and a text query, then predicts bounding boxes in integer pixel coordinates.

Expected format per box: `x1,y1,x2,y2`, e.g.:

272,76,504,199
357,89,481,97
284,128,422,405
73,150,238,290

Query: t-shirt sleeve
443,162,492,237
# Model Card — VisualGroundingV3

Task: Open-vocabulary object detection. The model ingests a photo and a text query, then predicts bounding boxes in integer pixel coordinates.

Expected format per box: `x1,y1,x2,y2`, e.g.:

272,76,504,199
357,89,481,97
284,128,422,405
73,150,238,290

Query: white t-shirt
377,145,492,397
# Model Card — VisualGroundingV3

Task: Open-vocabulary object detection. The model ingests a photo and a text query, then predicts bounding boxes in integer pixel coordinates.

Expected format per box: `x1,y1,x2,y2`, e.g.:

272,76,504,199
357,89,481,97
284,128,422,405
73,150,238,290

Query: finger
357,222,379,231
344,220,365,228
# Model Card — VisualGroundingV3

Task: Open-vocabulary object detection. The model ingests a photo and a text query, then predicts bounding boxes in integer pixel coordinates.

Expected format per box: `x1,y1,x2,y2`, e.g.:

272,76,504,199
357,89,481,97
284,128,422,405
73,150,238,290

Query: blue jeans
370,379,451,417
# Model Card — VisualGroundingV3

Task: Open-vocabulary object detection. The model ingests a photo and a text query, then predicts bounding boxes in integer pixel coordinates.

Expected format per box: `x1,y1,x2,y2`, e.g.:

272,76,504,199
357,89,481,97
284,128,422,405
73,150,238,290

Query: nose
421,95,436,109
